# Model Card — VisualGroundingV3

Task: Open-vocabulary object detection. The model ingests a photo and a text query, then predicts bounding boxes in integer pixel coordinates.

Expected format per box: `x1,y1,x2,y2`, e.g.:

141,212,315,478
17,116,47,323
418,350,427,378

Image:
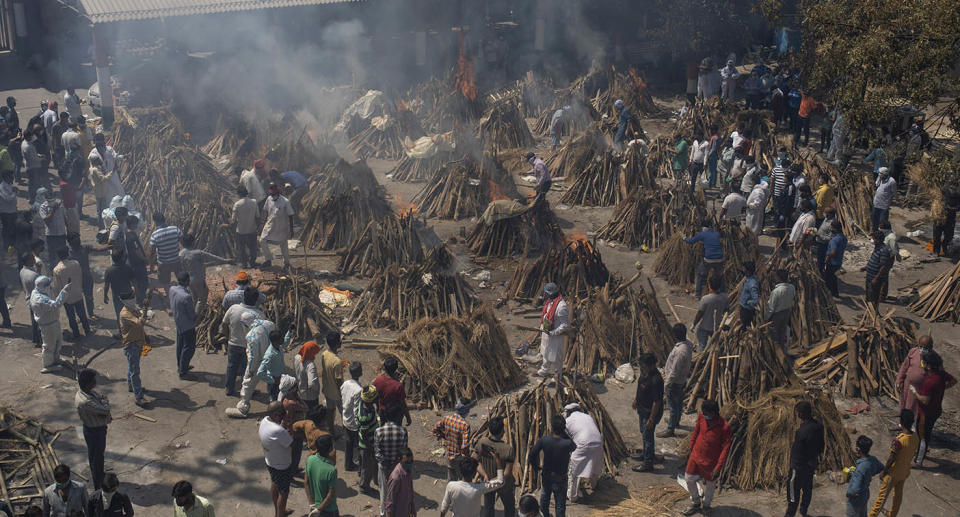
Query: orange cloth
798,94,817,118
298,341,321,364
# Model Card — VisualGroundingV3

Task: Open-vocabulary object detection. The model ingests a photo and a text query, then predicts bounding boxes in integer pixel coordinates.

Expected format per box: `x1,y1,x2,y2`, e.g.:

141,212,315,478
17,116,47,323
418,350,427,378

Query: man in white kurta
537,282,570,378
564,402,603,501
259,184,295,269
745,180,770,236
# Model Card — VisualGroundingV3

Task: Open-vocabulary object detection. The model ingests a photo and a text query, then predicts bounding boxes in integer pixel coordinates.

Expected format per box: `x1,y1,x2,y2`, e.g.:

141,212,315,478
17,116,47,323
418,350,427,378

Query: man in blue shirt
847,435,883,517
684,220,724,298
169,272,196,379
613,99,630,152
738,261,760,327
861,231,892,311
822,221,847,298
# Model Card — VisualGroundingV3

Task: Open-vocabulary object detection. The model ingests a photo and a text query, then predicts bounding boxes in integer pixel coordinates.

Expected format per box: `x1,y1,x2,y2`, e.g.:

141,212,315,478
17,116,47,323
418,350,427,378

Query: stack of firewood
653,221,759,291
466,199,565,258
478,100,535,152
407,71,487,133
504,239,610,301
0,409,64,514
472,377,628,493
381,305,525,410
349,105,426,160
349,246,478,329
338,211,425,277
533,97,598,136
560,143,658,206
910,260,960,323
807,155,872,236
299,159,393,250
597,188,706,249
413,153,518,220
545,128,607,180
795,309,918,399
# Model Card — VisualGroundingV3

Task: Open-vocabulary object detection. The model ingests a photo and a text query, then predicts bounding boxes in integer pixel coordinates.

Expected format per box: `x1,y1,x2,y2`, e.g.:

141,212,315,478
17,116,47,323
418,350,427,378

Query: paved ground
1,60,959,517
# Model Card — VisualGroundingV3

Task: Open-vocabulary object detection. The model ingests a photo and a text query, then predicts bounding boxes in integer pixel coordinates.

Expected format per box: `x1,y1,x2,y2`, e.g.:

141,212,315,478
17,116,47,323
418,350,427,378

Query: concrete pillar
92,24,113,127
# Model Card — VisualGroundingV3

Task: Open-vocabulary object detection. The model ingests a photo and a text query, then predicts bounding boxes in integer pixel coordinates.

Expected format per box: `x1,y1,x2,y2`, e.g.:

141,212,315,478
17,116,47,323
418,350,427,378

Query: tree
759,0,960,131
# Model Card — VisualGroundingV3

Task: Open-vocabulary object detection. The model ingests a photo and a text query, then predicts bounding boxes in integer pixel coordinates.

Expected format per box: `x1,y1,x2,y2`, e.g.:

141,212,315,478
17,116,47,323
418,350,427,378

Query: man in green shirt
669,134,690,183
306,435,339,516
173,480,215,517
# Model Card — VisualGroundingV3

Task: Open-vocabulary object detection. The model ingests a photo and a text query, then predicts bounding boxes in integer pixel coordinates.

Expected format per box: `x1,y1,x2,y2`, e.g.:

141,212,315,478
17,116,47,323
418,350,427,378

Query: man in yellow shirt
869,409,920,517
813,172,835,224
320,332,344,433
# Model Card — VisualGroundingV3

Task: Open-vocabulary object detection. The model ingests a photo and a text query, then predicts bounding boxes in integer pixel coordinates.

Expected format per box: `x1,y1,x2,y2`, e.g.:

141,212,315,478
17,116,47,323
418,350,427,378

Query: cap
614,99,624,109
236,271,249,283
543,282,559,296
525,152,535,161
878,166,889,176
564,402,581,413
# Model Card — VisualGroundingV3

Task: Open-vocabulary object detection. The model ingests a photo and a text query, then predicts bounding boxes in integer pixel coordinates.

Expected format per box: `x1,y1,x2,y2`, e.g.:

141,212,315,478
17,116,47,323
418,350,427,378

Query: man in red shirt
373,357,411,426
58,170,79,236
910,351,956,466
683,400,731,515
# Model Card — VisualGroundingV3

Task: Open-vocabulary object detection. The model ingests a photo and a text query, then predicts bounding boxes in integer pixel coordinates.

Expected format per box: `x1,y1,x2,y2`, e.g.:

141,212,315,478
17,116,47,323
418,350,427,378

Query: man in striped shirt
861,231,893,311
771,159,792,240
148,212,182,296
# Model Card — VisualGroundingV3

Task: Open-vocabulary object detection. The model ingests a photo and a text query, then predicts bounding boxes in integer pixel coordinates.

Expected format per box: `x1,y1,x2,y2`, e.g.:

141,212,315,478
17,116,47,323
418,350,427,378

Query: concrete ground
1,57,959,516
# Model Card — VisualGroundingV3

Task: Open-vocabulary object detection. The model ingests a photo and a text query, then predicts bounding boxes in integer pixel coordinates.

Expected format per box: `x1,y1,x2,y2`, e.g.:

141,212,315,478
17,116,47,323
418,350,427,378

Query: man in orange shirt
796,91,817,147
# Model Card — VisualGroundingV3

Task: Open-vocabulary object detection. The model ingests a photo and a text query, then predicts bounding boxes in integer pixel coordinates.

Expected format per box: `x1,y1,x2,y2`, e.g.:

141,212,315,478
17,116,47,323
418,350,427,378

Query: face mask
56,480,70,489
402,462,413,472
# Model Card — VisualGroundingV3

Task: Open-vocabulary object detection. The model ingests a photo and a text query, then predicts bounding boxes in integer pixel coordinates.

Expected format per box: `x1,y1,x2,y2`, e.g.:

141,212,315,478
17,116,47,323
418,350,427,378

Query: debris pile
412,153,518,220
299,159,393,250
466,199,565,258
504,239,610,301
338,211,425,277
259,274,340,342
909,260,960,323
472,377,628,492
0,409,62,513
597,189,706,249
349,104,425,160
197,297,227,352
478,100,535,152
380,305,524,410
718,387,854,490
795,309,918,399
653,221,759,290
349,246,478,329
559,143,657,206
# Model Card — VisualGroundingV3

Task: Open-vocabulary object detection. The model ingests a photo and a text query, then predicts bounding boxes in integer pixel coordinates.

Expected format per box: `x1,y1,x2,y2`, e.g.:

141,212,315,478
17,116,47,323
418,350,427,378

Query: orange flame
393,193,418,216
629,67,647,93
456,35,477,101
488,180,508,201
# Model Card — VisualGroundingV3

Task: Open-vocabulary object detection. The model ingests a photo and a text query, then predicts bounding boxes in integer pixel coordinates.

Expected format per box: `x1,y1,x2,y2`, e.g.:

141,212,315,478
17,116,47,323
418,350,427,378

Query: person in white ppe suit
226,315,276,418
537,282,570,378
30,275,69,373
745,179,771,236
563,402,603,502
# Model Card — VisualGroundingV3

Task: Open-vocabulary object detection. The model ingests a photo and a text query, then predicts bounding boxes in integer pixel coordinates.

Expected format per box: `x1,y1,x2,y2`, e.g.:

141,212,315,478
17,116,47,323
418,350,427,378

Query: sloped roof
79,0,362,24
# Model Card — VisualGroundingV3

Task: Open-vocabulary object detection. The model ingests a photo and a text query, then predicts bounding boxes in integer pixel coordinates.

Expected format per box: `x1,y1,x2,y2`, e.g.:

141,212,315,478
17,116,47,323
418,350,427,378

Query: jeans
539,475,567,517
795,116,811,145
696,328,713,351
46,235,67,267
82,279,95,315
871,207,889,231
267,381,280,401
132,265,149,304
96,196,109,230
124,344,144,400
225,345,248,393
820,126,832,153
64,300,91,337
696,260,724,298
768,309,792,349
82,425,107,490
707,155,718,188
785,466,814,517
815,241,829,272
689,163,703,197
237,233,258,268
824,263,841,297
27,167,43,201
915,411,939,465
176,328,197,376
739,305,756,327
637,410,662,468
666,383,684,432
28,308,40,344
359,446,376,487
0,287,9,327
847,500,868,517
483,484,516,517
345,429,359,468
111,295,123,329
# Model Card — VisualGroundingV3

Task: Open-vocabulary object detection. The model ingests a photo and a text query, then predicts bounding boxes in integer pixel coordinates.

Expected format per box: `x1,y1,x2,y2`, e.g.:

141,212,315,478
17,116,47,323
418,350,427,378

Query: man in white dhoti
745,179,770,236
563,402,603,502
536,282,570,379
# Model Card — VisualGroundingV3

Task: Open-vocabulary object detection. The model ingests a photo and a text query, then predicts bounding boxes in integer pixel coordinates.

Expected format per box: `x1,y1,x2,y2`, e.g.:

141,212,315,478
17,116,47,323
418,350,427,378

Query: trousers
483,484,516,517
685,473,716,508
176,328,197,376
539,475,566,517
82,425,107,490
666,383,684,432
124,344,144,400
637,410,662,468
237,233,258,267
39,321,63,368
64,300,90,337
696,260,724,298
784,467,814,517
225,345,248,394
260,237,290,266
868,475,904,517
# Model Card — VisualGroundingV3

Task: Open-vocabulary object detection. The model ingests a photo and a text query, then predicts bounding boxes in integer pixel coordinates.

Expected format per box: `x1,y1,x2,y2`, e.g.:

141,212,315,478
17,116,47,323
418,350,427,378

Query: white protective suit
30,276,67,369
236,316,276,414
745,181,770,236
565,408,604,500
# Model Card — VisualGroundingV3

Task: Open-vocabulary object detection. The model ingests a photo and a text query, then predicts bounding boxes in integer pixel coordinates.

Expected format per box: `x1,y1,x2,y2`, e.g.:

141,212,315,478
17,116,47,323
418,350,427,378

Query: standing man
30,276,68,373
563,403,603,504
814,208,838,271
376,404,409,517
0,171,17,251
68,234,96,317
440,455,505,517
42,465,88,517
789,199,816,249
932,183,960,256
305,435,339,516
119,292,150,408
862,232,892,312
896,336,934,417
719,190,746,222
813,174,835,225
613,99,631,152
222,270,265,310
668,133,690,185
384,448,416,517
53,248,91,339
240,159,268,204
549,106,569,151
358,385,381,493
528,415,576,517
910,351,956,466
847,436,884,517
341,362,364,471
765,270,796,350
260,183,295,269
147,212,181,297
719,61,739,100
19,253,41,346
872,168,896,231
103,252,134,332
433,398,473,480
822,220,847,298
474,417,515,517
738,261,760,327
169,272,197,379
632,353,664,473
221,288,263,396
658,324,693,439
294,341,321,408
232,186,259,268
868,410,919,517
178,233,229,310
124,215,149,304
63,89,82,123
320,332,345,433
682,400,731,516
784,401,825,517
172,480,215,517
21,125,44,200
373,357,412,426
260,402,294,517
76,368,111,491
744,178,770,236
51,112,69,170
692,276,728,351
38,188,68,266
770,158,792,239
684,220,724,298
687,136,709,196
524,152,552,202
536,282,570,379
88,133,124,228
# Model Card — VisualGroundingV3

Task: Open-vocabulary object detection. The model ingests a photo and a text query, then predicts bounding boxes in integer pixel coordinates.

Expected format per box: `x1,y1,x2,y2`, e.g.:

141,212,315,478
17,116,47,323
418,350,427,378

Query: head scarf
279,374,297,395
298,341,321,364
35,275,53,295
109,195,124,210
236,271,250,283
564,402,581,414
361,385,378,403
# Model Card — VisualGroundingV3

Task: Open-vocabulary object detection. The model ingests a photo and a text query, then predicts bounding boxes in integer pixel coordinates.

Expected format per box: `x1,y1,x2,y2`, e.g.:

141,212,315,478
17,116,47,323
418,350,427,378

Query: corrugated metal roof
79,0,362,24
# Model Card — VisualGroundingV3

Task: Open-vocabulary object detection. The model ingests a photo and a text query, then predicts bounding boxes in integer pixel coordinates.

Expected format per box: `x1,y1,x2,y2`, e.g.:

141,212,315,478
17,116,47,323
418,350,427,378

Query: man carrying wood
765,269,796,351
535,282,570,380
658,324,693,439
684,220,724,298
